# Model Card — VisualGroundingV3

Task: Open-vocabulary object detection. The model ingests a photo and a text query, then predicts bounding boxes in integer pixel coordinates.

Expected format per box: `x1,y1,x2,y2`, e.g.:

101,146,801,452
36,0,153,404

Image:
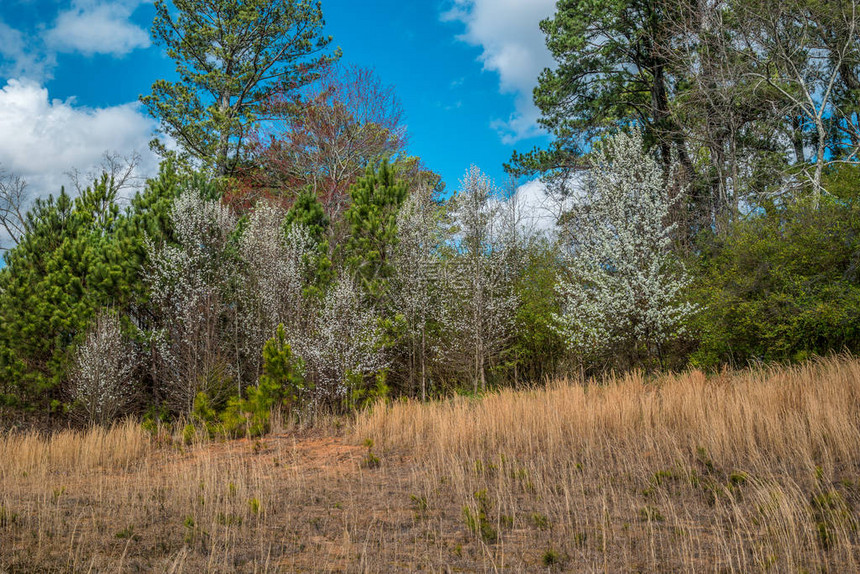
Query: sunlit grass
1,356,859,571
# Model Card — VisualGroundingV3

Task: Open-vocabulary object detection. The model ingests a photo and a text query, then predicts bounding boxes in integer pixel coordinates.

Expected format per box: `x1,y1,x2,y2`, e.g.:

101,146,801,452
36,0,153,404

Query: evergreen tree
343,161,407,302
507,0,693,181
0,176,142,405
285,189,333,297
286,188,329,242
141,0,336,175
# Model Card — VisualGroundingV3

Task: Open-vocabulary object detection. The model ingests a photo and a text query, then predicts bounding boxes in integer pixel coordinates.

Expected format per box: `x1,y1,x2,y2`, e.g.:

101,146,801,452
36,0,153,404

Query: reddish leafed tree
239,63,408,219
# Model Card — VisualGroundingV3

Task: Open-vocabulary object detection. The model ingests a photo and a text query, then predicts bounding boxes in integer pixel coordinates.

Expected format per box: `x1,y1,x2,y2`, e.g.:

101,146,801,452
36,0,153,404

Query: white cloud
0,79,159,201
505,179,558,234
443,0,556,144
45,1,151,57
0,19,55,81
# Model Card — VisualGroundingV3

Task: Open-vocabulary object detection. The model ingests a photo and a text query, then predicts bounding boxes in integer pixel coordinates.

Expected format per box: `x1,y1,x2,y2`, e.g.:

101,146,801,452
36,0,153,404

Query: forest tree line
0,0,858,430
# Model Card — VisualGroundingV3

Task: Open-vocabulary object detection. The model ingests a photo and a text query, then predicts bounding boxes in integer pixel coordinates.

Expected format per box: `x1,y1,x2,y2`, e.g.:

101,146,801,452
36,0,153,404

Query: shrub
691,197,860,367
221,325,307,438
67,312,139,426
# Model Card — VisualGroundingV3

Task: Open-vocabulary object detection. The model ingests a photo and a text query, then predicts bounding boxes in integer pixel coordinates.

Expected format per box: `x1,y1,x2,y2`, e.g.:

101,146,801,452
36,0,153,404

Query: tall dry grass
0,419,150,480
355,355,860,571
0,357,858,572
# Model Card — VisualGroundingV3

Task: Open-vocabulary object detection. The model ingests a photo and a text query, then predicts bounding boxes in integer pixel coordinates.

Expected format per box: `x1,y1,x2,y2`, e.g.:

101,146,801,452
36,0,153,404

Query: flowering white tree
237,202,315,380
441,166,518,393
145,189,238,412
390,184,443,400
554,130,696,368
298,275,387,402
67,312,138,426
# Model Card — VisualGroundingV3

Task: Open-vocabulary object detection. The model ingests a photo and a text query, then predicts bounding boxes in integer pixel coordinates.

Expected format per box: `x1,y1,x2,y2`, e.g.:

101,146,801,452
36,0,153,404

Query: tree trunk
814,119,826,206
792,115,806,164
421,327,426,402
218,92,232,176
480,354,486,393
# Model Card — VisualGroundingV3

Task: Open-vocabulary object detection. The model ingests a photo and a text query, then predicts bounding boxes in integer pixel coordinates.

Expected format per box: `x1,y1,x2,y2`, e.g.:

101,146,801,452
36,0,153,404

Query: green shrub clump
221,324,308,438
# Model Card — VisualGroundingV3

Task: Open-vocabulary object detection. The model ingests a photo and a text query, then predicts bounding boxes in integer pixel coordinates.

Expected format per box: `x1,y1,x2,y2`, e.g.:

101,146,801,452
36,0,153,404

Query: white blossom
554,130,697,364
237,201,315,380
298,275,387,401
67,312,138,426
440,166,518,392
390,184,443,399
145,188,238,412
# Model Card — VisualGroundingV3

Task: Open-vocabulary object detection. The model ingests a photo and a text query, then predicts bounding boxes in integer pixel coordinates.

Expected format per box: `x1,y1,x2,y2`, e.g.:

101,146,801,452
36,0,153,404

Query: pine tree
286,189,330,242
0,175,150,406
141,0,336,175
343,161,407,302
285,189,333,297
0,160,197,408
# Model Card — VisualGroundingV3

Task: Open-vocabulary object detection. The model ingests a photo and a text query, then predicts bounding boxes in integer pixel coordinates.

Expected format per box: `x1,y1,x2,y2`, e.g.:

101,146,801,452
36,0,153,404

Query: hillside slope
2,357,860,572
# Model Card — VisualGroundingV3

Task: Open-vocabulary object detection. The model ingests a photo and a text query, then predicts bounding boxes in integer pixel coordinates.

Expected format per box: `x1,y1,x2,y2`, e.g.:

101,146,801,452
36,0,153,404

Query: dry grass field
2,356,860,572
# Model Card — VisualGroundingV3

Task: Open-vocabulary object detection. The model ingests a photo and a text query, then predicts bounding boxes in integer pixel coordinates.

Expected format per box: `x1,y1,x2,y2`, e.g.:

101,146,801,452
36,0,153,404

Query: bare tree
666,0,789,226
0,166,29,249
67,151,144,203
738,0,860,201
250,63,407,218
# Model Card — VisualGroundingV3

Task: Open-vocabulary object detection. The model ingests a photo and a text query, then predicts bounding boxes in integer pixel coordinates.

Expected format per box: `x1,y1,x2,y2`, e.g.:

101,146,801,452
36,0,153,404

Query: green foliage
182,423,196,445
507,0,683,179
344,161,408,301
507,239,567,383
142,403,172,436
260,324,308,408
822,164,860,202
691,197,860,367
191,392,220,438
361,438,381,469
348,370,390,412
286,189,333,296
0,179,136,404
0,160,190,408
542,548,561,567
221,325,307,437
286,189,329,242
142,0,336,175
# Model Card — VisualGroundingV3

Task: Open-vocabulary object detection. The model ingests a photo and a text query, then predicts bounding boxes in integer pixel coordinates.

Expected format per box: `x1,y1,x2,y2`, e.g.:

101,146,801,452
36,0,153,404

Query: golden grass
0,419,151,480
0,356,858,572
356,356,860,571
358,356,860,471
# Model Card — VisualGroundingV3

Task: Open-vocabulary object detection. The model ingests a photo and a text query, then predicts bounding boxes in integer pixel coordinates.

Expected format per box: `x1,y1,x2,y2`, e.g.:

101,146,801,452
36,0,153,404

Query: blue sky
0,0,556,199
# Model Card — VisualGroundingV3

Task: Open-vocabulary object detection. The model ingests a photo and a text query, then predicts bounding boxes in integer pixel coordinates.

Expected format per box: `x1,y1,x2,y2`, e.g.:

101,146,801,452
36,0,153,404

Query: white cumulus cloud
443,0,556,144
44,0,151,57
0,79,159,201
